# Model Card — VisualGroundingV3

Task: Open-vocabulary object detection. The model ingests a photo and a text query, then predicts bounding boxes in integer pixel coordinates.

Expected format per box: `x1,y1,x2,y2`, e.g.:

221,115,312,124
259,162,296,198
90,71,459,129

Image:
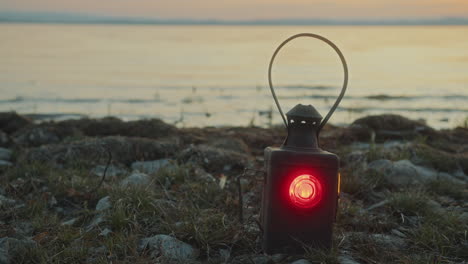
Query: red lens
289,174,322,208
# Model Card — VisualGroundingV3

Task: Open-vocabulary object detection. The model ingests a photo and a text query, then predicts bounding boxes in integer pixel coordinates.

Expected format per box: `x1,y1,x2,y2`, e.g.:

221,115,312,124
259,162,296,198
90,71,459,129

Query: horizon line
1,11,468,25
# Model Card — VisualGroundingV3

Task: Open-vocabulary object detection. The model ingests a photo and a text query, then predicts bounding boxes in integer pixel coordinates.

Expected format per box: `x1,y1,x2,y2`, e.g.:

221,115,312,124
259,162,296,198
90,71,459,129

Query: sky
1,0,468,21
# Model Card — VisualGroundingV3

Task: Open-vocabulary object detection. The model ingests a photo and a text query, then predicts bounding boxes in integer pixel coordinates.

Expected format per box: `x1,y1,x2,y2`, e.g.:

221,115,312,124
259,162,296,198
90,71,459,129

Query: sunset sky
1,0,468,20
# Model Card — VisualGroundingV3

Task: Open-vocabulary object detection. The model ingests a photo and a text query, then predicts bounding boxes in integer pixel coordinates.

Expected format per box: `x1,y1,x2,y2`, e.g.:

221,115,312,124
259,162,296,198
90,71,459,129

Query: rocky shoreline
0,112,467,263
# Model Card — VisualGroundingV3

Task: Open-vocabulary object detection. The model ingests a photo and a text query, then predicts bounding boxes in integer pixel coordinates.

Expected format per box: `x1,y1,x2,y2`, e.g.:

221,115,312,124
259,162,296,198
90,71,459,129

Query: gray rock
437,172,465,185
0,237,36,264
179,144,251,173
95,196,111,211
427,199,445,214
390,229,407,238
61,218,78,226
370,234,406,251
218,248,230,262
0,148,12,161
230,254,271,264
345,150,368,164
0,160,12,168
120,172,151,187
0,130,10,147
13,126,61,147
251,255,272,264
367,159,393,172
131,159,173,174
139,234,199,261
369,159,454,186
458,212,468,223
86,215,105,231
92,165,128,177
271,253,286,263
99,228,112,237
0,195,16,207
291,259,312,264
23,136,179,168
13,221,34,237
338,254,361,264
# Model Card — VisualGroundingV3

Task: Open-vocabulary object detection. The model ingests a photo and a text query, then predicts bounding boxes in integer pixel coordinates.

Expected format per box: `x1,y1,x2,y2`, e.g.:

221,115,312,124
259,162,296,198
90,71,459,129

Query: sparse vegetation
0,113,467,263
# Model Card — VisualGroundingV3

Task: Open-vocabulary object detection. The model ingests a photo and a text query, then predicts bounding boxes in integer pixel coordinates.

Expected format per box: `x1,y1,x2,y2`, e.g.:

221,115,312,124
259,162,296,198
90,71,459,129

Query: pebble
120,172,151,187
95,196,111,211
139,234,199,261
338,254,361,264
291,259,312,264
0,148,12,161
0,160,12,168
131,159,173,174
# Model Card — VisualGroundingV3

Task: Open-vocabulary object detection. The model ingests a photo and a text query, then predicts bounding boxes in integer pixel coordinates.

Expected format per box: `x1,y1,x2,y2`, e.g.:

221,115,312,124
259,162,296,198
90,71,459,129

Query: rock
342,150,368,169
0,160,12,169
0,130,10,147
95,196,111,211
386,160,434,185
203,137,250,154
0,195,16,207
351,114,436,141
291,259,312,264
139,234,199,261
0,148,12,161
390,229,407,238
59,117,177,139
193,166,216,183
61,218,78,226
367,159,393,172
458,212,468,223
91,164,128,178
370,234,406,251
120,172,151,187
131,159,173,174
99,228,112,237
13,126,61,147
0,237,36,264
338,254,361,264
179,145,251,173
86,215,105,231
13,221,34,237
0,112,32,134
368,159,461,186
218,248,230,262
271,253,286,263
230,254,272,264
22,136,179,167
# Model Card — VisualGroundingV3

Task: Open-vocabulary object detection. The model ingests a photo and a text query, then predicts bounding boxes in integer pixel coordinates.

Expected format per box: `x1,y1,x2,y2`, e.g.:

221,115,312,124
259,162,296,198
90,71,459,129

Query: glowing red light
289,174,322,208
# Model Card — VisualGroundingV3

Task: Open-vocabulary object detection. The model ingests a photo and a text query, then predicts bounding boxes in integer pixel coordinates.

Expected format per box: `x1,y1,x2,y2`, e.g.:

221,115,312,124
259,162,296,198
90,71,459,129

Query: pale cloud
0,0,467,20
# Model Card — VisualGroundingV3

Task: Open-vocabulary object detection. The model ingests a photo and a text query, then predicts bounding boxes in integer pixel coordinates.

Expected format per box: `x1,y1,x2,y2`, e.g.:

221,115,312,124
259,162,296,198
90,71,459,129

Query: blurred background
1,0,467,128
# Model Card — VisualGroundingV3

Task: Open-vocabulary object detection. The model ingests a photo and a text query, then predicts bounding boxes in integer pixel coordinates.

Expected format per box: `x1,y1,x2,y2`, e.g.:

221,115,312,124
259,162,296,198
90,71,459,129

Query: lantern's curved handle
268,33,349,132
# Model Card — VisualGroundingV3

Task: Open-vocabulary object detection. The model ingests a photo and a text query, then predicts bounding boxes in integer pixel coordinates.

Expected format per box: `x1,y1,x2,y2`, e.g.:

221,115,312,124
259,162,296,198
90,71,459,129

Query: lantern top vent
286,104,322,121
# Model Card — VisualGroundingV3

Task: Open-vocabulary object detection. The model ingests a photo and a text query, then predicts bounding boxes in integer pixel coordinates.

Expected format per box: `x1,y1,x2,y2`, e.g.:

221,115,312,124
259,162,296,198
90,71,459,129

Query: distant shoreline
1,11,468,26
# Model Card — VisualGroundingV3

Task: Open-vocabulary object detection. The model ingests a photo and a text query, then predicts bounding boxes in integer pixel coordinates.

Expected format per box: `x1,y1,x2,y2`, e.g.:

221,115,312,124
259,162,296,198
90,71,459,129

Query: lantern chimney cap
286,104,322,120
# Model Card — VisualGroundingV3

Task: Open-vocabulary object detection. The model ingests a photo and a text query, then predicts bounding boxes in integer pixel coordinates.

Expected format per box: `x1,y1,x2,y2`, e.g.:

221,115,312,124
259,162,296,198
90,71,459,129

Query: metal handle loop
268,33,349,132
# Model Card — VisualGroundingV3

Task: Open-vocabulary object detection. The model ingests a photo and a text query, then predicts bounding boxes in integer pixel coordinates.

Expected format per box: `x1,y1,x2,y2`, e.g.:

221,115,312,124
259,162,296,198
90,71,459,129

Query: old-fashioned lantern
261,33,348,254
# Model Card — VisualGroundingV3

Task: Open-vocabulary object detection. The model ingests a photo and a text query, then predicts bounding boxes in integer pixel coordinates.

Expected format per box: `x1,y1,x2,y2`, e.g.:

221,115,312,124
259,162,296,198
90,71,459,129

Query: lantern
261,33,348,254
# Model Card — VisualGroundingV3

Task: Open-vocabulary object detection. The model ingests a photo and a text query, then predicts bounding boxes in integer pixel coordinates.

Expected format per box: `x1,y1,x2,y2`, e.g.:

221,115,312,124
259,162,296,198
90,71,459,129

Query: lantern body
262,146,339,253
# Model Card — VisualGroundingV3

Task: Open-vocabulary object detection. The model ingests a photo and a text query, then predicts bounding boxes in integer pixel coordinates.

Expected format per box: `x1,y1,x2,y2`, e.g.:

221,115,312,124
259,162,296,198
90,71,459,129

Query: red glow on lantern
289,174,322,208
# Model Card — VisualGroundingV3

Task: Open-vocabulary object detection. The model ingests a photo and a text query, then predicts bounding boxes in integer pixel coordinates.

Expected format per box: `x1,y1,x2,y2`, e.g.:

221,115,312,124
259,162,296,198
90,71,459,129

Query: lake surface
1,24,467,128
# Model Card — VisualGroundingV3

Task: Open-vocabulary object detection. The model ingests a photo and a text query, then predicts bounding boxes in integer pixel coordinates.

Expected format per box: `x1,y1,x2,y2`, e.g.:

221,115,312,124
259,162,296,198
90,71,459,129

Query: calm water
1,24,467,128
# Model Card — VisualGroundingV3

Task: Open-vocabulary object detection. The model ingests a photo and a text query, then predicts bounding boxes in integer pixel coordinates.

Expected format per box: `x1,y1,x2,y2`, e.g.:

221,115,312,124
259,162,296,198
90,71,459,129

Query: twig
237,169,247,224
90,148,112,194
